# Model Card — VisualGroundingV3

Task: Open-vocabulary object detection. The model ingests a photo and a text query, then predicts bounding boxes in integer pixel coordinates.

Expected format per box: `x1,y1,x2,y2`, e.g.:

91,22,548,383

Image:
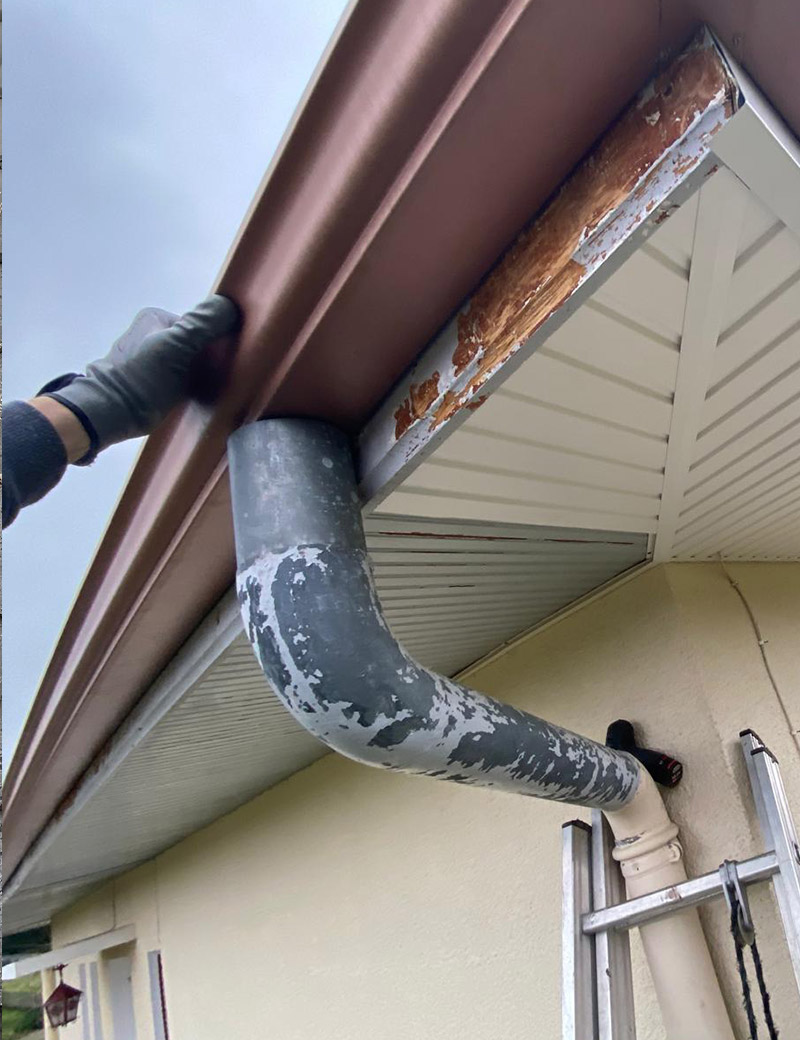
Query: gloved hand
44,294,240,459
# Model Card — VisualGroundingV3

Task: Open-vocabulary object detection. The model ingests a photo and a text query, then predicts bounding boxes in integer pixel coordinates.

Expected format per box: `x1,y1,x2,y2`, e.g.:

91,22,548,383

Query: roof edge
3,0,529,880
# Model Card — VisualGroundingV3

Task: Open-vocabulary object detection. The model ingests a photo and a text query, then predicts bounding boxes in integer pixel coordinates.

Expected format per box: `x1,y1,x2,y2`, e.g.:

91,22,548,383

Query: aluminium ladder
562,729,800,1039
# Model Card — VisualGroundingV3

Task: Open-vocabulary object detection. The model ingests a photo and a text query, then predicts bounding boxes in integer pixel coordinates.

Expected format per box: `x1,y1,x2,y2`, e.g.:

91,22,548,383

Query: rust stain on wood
432,39,733,431
393,371,440,438
373,530,527,542
452,329,480,376
392,34,735,442
653,205,679,225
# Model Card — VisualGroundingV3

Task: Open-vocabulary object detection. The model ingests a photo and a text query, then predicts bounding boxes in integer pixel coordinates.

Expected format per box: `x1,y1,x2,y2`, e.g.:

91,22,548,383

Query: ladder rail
740,729,800,990
591,811,636,1039
583,851,779,934
562,728,800,1039
562,821,597,1040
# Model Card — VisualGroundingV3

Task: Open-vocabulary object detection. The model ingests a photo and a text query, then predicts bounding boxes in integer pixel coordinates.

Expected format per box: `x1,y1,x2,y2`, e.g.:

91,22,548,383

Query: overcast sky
2,0,350,766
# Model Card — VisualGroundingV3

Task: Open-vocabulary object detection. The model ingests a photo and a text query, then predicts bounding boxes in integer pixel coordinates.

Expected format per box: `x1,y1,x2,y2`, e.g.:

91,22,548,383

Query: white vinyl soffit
376,169,800,562
3,517,646,935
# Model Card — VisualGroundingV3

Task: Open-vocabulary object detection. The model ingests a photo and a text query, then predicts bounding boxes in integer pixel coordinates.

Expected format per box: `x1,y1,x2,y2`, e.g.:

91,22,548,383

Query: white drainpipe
608,773,734,1039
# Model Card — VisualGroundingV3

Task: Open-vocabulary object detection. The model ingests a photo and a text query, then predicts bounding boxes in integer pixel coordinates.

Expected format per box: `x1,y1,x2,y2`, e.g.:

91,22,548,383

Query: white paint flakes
238,544,639,809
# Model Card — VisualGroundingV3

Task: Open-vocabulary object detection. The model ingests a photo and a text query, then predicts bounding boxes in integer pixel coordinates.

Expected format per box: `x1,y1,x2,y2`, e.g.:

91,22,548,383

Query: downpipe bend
229,419,639,810
228,418,734,1040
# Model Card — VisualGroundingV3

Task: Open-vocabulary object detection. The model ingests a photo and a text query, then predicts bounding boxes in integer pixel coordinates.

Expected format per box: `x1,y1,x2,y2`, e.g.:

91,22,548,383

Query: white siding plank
707,503,800,557
675,455,800,540
461,391,669,470
693,368,800,460
435,428,664,496
682,419,800,507
401,459,659,520
504,353,672,437
726,518,800,558
379,489,657,534
688,394,800,480
592,246,688,339
376,570,617,592
722,226,800,332
542,303,679,394
710,276,800,389
369,547,639,563
675,478,800,556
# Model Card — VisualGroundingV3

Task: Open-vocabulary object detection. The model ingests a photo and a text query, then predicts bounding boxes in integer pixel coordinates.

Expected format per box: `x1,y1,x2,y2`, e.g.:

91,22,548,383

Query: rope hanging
728,888,780,1039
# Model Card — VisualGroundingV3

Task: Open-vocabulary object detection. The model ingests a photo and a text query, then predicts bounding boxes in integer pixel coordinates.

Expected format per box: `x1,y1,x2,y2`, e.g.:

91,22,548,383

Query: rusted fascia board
357,29,740,506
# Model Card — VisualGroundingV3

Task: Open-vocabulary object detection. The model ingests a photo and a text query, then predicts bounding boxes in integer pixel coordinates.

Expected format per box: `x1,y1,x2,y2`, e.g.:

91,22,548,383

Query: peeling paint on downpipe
228,418,735,1040
229,419,641,809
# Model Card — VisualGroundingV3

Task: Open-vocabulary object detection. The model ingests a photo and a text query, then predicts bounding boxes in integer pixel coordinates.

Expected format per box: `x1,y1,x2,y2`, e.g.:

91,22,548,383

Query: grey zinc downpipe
229,418,640,808
228,418,735,1040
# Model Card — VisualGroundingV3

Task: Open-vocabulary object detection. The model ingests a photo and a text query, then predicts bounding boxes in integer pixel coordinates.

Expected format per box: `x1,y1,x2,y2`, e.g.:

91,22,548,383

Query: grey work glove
46,294,240,459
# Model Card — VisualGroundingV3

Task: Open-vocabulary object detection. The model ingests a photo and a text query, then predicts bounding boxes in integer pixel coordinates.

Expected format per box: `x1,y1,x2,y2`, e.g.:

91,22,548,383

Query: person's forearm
2,295,239,528
2,401,70,528
29,396,91,463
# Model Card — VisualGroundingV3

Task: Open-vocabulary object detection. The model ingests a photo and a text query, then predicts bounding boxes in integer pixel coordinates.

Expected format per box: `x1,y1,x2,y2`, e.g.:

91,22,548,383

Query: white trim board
2,925,136,980
712,40,800,242
653,171,747,561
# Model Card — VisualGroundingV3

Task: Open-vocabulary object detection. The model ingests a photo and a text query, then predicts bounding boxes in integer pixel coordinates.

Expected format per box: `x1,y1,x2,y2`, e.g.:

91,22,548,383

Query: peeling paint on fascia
358,31,739,495
393,371,441,439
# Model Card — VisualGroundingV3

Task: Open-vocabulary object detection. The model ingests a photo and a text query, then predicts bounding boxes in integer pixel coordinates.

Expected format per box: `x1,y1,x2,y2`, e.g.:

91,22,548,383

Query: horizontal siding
506,351,673,437
593,245,688,340
707,278,800,407
721,225,800,334
735,189,777,258
674,193,800,560
545,300,680,394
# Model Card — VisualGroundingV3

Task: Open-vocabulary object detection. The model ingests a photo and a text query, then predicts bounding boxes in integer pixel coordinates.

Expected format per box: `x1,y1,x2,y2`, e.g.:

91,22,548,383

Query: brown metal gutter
5,0,800,886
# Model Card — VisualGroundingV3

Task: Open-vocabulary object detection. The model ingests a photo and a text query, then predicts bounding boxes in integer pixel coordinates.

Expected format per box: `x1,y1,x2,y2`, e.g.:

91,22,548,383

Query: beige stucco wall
46,864,161,1040
51,562,800,1039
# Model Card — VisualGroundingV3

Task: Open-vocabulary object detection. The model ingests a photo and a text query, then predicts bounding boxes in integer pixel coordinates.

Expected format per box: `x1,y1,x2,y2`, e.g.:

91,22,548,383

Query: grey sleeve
2,400,69,528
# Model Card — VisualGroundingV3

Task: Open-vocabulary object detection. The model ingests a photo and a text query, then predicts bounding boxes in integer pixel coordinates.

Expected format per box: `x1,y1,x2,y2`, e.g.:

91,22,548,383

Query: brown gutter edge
16,0,790,885
2,0,533,881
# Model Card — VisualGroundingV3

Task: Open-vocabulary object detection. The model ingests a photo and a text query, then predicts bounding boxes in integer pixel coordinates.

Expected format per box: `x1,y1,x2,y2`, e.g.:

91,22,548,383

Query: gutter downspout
229,418,733,1040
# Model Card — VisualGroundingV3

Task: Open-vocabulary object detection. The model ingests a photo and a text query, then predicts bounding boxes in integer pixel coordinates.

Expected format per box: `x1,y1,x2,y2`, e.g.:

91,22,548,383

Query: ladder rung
582,850,779,934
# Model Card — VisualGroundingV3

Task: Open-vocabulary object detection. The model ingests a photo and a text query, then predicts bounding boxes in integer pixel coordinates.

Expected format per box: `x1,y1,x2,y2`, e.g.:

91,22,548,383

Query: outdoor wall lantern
44,964,82,1027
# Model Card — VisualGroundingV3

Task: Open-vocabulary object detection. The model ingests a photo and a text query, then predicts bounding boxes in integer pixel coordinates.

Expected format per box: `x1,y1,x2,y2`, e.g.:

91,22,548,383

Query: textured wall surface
51,562,800,1040
49,863,161,1040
